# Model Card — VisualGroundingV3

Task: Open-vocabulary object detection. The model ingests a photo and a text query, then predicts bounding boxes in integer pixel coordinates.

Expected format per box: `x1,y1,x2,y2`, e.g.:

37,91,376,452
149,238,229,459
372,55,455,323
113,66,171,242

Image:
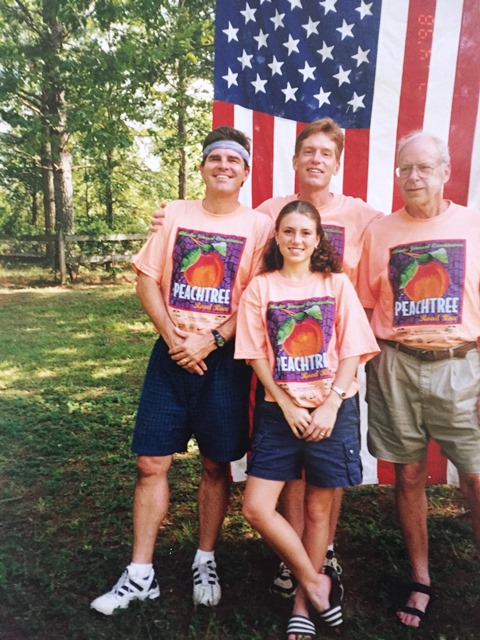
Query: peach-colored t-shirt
235,271,379,408
133,200,273,333
357,202,480,349
257,193,382,286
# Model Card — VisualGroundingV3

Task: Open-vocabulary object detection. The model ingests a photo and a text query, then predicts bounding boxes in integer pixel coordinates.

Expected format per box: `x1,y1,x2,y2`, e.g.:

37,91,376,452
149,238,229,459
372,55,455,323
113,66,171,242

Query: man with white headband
91,126,273,615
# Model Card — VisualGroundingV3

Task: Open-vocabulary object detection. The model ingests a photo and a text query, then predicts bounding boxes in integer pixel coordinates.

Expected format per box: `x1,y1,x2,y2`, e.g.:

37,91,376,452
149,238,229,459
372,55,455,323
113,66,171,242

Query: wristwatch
331,385,346,400
211,329,226,348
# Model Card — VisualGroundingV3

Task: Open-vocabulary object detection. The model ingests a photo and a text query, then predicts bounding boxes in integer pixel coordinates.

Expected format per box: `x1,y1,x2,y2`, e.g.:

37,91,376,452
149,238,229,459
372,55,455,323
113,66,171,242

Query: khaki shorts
366,344,480,473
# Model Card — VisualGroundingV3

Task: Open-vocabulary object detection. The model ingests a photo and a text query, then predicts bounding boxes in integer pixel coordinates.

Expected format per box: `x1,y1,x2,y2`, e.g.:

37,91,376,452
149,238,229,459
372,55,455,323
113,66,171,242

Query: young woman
235,200,379,639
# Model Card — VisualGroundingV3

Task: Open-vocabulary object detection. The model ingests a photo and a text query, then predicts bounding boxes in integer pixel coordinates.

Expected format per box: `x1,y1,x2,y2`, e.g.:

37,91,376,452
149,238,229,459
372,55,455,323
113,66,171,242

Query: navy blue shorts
247,398,362,488
132,337,252,462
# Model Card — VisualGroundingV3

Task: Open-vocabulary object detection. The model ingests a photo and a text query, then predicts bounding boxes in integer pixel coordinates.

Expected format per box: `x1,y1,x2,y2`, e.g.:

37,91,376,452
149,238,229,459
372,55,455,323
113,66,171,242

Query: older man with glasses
358,131,480,628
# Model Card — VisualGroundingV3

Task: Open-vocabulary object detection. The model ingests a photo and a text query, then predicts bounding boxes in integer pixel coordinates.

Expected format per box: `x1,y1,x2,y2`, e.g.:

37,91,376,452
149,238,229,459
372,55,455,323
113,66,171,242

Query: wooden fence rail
0,231,147,284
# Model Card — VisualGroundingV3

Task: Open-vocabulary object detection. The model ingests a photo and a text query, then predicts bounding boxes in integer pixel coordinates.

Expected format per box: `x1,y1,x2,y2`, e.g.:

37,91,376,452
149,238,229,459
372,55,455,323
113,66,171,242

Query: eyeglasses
395,161,445,179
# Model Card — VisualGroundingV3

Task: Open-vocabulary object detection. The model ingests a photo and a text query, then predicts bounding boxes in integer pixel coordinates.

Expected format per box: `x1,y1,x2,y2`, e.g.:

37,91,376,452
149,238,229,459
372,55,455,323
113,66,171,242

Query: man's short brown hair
294,118,344,161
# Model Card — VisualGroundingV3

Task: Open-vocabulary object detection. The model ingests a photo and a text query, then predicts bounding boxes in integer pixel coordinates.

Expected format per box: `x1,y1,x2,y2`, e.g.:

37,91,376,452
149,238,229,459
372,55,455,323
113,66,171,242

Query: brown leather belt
379,339,478,362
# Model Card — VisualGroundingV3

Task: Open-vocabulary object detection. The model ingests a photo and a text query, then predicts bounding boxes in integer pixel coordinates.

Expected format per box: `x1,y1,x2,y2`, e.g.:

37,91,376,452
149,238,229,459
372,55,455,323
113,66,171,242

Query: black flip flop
398,581,434,627
315,565,343,627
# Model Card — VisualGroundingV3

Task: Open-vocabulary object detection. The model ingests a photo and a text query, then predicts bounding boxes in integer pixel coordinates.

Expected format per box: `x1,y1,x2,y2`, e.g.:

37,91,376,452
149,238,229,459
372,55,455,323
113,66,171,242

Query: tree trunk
31,185,38,226
51,119,74,234
177,61,187,199
178,138,186,199
41,137,56,260
42,2,74,234
105,150,114,227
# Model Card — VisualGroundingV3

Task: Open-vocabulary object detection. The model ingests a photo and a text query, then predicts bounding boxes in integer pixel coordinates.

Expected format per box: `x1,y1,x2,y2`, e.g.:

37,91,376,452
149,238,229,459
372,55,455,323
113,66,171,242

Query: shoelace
325,556,343,575
279,568,292,580
193,562,218,585
113,570,151,595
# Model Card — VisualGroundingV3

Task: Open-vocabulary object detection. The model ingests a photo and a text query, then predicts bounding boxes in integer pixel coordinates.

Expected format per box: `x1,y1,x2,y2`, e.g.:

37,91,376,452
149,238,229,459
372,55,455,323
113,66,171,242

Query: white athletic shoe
192,559,221,606
271,561,297,598
90,567,160,616
323,549,343,575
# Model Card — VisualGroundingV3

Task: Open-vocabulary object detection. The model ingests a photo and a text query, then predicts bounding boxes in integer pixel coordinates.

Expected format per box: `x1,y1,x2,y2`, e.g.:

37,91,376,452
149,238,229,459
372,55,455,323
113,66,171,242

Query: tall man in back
358,131,480,627
91,126,273,615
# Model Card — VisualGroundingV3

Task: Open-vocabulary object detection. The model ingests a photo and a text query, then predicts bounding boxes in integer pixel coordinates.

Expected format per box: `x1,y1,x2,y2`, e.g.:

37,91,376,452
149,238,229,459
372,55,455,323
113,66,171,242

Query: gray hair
396,131,450,164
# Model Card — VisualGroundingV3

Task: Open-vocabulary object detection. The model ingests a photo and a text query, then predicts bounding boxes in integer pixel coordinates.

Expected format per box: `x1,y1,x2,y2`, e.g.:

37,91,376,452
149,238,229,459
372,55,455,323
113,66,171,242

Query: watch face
212,330,225,347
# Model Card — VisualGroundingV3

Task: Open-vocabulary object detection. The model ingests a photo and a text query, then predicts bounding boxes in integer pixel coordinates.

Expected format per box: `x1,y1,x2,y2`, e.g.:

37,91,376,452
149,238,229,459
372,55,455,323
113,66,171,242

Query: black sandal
286,614,316,639
398,581,434,627
315,565,343,627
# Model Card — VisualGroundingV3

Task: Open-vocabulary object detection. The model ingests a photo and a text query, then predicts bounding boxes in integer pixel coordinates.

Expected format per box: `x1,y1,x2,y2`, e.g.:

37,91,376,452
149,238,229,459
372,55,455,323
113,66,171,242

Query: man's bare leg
328,487,343,548
132,455,173,562
458,471,480,553
90,455,169,615
395,460,431,628
197,455,231,551
281,481,342,556
280,479,305,536
191,455,231,607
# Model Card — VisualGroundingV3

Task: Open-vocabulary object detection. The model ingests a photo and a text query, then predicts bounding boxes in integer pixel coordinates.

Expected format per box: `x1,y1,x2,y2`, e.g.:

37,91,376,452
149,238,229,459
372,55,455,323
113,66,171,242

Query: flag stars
333,65,351,86
336,19,354,40
283,34,300,56
268,55,284,76
222,22,239,43
251,74,268,94
299,61,316,81
314,86,331,107
302,17,320,38
347,92,366,112
237,50,253,70
317,41,334,62
254,29,269,49
240,3,257,24
270,9,285,30
320,0,337,15
356,1,373,19
282,82,298,102
352,46,370,67
216,2,374,122
222,68,238,88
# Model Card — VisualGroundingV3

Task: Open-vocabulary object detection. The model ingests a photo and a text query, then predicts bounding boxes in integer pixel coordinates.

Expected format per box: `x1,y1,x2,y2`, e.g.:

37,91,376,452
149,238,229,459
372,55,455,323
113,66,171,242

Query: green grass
1,281,479,639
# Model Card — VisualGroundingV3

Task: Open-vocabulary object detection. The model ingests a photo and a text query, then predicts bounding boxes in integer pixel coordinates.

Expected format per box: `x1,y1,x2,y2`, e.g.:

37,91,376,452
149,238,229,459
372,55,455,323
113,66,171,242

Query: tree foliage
0,0,215,237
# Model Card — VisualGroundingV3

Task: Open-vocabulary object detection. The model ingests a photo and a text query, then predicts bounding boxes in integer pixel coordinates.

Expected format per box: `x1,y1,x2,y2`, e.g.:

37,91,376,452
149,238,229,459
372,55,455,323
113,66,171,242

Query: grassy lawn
1,276,479,639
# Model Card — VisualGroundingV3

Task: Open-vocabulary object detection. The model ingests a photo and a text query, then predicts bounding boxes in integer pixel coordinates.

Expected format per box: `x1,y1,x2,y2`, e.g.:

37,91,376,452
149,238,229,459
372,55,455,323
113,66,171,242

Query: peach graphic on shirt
400,248,450,302
181,241,226,288
278,306,324,357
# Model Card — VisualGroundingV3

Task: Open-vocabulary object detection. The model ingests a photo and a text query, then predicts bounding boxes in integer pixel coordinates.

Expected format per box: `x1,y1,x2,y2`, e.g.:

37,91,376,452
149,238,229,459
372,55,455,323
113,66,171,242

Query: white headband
202,140,250,165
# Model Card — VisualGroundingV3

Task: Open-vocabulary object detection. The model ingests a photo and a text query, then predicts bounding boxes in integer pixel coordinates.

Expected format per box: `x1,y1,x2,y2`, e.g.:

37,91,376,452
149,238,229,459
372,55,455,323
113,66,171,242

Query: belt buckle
418,349,434,362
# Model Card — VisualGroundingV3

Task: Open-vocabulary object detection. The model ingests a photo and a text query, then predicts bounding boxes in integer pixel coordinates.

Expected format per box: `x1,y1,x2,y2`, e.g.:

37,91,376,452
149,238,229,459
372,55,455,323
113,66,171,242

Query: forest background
0,0,215,241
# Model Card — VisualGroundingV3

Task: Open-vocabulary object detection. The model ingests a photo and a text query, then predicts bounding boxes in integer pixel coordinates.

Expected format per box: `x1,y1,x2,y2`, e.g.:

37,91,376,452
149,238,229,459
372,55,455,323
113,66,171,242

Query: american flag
213,0,479,484
212,0,480,216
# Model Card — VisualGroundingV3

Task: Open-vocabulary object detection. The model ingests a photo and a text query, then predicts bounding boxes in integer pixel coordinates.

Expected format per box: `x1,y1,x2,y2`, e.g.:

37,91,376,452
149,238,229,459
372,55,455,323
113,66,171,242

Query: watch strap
331,385,346,400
